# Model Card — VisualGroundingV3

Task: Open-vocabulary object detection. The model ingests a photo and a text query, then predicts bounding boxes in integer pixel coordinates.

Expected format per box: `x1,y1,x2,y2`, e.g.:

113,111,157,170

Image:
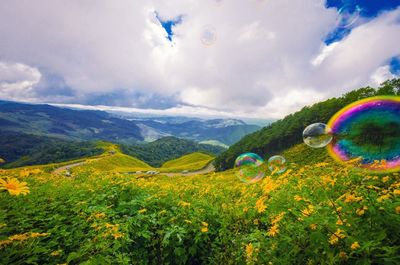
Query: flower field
0,144,399,264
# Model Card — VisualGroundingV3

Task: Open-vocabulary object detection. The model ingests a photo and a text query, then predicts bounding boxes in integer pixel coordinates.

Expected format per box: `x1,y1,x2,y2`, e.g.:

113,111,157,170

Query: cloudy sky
0,0,400,119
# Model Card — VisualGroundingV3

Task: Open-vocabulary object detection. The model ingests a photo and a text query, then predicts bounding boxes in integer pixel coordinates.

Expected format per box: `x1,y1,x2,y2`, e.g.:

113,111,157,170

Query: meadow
0,144,399,264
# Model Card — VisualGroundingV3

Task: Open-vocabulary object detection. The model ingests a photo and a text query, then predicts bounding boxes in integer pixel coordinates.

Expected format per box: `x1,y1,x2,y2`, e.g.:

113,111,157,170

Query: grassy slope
161,152,214,171
1,150,398,264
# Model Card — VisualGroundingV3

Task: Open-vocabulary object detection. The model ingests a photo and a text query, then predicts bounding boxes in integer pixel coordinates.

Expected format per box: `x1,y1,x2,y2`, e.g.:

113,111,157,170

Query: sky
0,0,400,119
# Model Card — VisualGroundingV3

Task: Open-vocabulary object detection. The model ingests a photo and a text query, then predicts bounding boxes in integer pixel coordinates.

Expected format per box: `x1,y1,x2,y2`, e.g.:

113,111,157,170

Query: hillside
161,152,214,171
0,131,103,168
1,150,398,264
214,79,400,171
0,101,143,142
121,136,225,167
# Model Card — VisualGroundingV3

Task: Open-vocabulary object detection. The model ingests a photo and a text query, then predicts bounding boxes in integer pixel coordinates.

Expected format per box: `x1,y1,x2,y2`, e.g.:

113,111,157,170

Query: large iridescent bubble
234,153,265,183
327,96,400,173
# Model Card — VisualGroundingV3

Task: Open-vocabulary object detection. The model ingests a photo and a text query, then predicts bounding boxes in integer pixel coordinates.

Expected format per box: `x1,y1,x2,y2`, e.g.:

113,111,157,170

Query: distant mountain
124,117,261,145
0,100,143,142
0,101,261,146
121,136,226,167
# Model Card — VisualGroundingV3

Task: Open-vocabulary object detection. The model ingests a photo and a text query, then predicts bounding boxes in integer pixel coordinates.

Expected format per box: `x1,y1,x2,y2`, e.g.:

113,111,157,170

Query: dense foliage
0,132,103,168
121,137,225,167
0,145,399,264
214,79,400,171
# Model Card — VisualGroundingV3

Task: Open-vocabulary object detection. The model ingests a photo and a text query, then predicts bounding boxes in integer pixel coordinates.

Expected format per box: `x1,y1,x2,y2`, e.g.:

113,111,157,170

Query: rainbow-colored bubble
327,96,400,173
235,153,265,183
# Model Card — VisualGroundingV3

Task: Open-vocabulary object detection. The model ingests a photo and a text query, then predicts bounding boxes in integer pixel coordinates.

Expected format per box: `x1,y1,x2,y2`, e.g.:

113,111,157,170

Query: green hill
161,152,214,171
214,79,400,171
121,136,225,167
78,153,152,172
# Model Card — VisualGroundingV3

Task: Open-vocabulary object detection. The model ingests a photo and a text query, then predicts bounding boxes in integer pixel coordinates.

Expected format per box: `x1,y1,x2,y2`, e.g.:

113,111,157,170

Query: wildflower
138,208,147,214
0,178,30,196
393,189,400,196
94,212,106,219
0,223,6,229
321,175,336,187
351,241,360,250
356,206,368,216
201,227,208,233
255,197,267,213
253,219,259,225
50,250,62,256
263,178,277,194
339,251,347,259
267,224,279,237
112,232,124,239
396,206,400,214
294,195,303,201
184,219,192,224
201,222,208,233
310,224,317,230
301,205,315,216
246,243,254,259
377,194,391,202
178,201,191,207
271,212,285,225
382,176,390,183
329,229,346,245
343,193,363,203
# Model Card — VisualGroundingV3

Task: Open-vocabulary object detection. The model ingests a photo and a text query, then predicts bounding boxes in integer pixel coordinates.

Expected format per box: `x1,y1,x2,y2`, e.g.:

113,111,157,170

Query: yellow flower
255,197,267,213
343,193,363,203
321,175,336,187
271,212,285,225
112,232,124,239
396,206,400,214
393,189,400,196
329,229,346,245
267,224,279,237
351,241,360,250
138,208,147,214
178,201,191,207
301,205,315,217
50,250,62,256
339,251,347,259
310,224,317,230
356,206,368,216
0,223,6,229
382,176,390,183
377,194,391,202
294,195,303,201
245,243,254,259
200,222,208,233
0,178,30,196
94,212,106,219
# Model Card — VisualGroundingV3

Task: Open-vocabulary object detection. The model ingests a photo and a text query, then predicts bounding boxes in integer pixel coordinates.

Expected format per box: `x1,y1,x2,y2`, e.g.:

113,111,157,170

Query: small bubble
200,25,217,46
303,123,333,148
268,155,287,174
235,153,265,183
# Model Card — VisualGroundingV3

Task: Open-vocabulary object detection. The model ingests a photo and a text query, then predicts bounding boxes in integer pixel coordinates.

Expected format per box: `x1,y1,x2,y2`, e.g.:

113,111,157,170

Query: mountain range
0,100,260,146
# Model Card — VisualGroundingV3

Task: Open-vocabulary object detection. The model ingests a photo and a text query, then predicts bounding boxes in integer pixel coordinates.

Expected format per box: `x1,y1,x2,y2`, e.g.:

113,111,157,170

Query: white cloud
0,0,399,118
0,62,42,102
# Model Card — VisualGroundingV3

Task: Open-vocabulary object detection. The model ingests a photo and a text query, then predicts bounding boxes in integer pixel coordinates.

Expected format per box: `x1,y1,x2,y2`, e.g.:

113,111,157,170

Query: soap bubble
200,25,217,46
235,153,265,183
336,4,361,28
303,123,333,148
268,155,286,174
327,96,400,173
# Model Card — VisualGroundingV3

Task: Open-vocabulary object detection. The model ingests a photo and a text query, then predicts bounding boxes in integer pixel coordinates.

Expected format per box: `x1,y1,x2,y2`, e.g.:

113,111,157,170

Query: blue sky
0,0,399,119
